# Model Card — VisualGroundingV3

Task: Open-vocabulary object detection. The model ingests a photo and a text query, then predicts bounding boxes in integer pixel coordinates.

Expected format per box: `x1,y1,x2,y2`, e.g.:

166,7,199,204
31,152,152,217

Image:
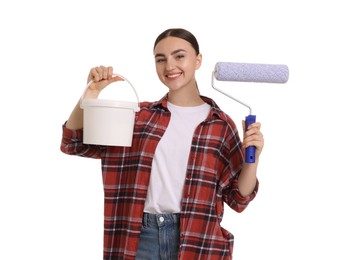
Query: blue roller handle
245,115,256,163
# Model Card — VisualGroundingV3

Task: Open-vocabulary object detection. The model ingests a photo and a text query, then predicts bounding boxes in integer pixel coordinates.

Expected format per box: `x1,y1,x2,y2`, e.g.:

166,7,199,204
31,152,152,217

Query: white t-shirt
144,101,211,214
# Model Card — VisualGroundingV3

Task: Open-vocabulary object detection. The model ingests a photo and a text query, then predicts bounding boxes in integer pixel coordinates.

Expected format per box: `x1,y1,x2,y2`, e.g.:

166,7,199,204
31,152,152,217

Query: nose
166,57,176,71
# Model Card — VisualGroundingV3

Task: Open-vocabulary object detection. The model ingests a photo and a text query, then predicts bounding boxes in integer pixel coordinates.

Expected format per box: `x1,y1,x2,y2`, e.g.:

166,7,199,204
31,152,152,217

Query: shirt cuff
233,178,259,205
62,122,83,142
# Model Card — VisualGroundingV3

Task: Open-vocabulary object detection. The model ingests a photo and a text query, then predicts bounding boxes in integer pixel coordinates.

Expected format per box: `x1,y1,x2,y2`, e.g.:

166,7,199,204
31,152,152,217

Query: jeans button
159,216,164,222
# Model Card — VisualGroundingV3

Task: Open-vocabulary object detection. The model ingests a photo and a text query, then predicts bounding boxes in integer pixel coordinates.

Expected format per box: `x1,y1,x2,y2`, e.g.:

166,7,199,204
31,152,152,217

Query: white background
1,0,344,259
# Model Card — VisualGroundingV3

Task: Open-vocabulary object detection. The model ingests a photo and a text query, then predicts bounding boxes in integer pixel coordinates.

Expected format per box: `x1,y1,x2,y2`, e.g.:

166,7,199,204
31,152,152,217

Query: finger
88,67,99,82
243,139,264,155
95,65,107,80
107,66,114,79
247,122,261,130
94,66,105,82
244,128,262,139
244,134,264,146
243,131,264,146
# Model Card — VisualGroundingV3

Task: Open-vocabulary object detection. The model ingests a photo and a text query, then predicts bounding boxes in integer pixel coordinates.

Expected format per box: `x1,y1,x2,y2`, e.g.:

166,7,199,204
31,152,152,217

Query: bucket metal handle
80,73,140,111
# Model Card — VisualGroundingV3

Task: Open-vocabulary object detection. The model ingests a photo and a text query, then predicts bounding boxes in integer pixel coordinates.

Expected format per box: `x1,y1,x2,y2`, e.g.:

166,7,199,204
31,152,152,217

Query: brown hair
154,28,200,55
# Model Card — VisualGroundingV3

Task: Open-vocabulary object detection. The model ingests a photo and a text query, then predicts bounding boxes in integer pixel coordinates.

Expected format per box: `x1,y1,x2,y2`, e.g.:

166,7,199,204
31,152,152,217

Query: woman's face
154,36,202,93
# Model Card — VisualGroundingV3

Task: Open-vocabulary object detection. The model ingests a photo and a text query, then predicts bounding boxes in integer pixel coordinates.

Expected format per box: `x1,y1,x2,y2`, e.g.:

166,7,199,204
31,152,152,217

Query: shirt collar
150,94,169,109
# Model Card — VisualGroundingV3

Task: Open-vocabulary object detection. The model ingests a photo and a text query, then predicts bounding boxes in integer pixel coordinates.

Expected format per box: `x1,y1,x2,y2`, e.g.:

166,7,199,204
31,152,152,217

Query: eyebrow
154,48,187,58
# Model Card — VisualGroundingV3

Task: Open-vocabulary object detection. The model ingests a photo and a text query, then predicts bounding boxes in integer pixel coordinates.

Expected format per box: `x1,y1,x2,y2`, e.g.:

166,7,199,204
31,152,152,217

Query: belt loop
142,213,148,227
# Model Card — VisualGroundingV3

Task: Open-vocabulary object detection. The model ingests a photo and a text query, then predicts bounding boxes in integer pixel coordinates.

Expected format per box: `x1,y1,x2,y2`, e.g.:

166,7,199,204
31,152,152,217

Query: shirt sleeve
228,176,259,212
60,122,103,159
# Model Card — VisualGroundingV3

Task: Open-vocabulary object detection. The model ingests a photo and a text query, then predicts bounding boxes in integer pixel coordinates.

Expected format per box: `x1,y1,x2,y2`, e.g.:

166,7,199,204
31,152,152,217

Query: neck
168,88,204,106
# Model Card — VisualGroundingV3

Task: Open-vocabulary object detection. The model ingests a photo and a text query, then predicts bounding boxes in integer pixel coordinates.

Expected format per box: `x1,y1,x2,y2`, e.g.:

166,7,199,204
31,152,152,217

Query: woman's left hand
242,121,264,159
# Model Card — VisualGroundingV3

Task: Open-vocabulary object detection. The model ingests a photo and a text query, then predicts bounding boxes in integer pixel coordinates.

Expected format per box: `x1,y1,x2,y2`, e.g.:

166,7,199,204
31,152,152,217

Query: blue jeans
136,213,180,260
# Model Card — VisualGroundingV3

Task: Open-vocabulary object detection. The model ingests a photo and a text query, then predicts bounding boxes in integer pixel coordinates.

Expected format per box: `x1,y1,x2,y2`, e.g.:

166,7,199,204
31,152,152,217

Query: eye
155,58,166,63
175,55,185,60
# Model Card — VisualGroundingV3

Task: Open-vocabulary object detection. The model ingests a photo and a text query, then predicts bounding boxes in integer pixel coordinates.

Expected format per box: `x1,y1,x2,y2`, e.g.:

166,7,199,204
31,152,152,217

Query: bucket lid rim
81,99,140,110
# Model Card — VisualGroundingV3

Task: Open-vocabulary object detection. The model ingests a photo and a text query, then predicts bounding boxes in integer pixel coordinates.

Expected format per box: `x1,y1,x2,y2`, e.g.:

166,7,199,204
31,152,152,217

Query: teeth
167,73,180,78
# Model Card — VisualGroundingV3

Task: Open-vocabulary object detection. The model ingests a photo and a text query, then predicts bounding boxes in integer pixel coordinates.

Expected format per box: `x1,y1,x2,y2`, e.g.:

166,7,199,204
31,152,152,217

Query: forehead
154,36,193,55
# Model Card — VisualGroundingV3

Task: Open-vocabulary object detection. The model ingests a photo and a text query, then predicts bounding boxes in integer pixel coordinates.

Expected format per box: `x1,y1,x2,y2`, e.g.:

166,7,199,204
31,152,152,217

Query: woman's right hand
84,66,124,99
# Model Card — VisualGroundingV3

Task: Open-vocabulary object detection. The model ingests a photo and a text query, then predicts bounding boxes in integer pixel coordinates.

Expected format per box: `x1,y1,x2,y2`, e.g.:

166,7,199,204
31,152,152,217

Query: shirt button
159,216,164,222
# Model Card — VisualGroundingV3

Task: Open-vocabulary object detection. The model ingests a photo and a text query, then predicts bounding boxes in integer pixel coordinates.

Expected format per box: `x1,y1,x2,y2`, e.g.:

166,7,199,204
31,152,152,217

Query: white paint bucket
80,73,140,146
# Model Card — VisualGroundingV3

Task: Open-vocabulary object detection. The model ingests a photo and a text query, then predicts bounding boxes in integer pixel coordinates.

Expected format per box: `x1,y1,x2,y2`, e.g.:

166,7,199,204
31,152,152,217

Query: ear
195,53,202,69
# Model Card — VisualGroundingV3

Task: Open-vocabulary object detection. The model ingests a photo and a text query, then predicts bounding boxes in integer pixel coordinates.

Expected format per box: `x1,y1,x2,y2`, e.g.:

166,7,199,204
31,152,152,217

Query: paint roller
211,62,289,163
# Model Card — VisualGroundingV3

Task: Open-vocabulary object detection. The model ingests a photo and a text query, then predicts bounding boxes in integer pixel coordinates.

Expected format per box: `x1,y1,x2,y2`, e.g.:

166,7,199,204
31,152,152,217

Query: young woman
61,28,264,260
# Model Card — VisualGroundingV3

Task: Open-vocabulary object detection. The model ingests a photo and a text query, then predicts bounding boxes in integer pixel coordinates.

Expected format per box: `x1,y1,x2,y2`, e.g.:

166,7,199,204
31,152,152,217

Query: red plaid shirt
60,95,258,259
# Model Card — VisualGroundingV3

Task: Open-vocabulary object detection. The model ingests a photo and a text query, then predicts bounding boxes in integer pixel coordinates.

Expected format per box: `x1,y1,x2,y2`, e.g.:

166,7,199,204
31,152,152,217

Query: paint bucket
80,73,140,146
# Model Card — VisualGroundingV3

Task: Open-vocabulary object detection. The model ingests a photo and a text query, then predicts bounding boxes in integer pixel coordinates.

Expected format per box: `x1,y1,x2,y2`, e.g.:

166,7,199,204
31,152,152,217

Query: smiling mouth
166,73,182,79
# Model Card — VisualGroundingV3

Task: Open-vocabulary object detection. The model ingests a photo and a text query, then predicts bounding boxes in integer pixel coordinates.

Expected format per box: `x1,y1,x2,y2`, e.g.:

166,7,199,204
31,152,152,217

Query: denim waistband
142,212,180,227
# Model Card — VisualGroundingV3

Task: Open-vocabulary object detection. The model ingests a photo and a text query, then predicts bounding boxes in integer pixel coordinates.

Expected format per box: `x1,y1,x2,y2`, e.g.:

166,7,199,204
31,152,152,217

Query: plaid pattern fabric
60,94,258,259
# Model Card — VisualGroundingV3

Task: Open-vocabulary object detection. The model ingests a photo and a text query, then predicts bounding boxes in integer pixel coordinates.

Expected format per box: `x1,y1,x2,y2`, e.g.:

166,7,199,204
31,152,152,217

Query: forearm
65,100,84,130
66,89,100,130
237,160,259,197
